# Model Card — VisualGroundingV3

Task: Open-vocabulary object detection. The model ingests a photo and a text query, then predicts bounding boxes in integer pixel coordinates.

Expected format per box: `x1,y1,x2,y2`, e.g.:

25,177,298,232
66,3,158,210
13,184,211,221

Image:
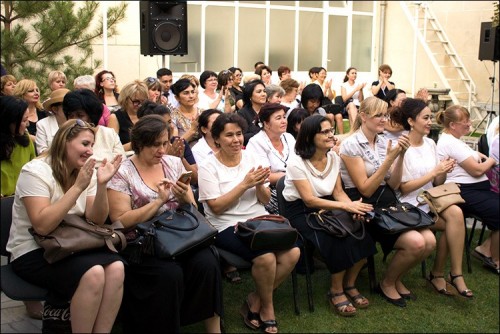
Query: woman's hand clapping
242,166,270,189
97,155,123,185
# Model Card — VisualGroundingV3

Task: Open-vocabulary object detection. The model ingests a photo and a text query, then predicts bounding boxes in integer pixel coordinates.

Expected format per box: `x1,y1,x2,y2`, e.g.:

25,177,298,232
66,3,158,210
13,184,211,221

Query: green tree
1,0,127,96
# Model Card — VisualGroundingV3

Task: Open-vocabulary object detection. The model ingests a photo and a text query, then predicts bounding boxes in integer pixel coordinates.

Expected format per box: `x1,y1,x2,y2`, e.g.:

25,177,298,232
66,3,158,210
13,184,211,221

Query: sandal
447,273,474,299
427,272,453,296
482,257,500,275
344,286,369,309
239,299,261,330
260,319,278,334
327,291,356,317
224,269,242,284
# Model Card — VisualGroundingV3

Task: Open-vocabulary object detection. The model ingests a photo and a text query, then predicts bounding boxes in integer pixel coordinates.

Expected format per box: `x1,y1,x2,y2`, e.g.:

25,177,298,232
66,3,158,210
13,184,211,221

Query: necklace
304,155,333,179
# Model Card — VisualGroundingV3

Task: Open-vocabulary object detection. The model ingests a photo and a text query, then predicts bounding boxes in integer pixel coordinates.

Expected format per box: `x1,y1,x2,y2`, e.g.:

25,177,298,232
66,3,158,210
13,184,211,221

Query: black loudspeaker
140,1,188,56
478,22,500,61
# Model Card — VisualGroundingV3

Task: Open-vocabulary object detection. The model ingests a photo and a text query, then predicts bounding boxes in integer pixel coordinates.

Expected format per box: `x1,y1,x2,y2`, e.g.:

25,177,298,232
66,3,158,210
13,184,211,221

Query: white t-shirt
339,130,391,189
191,136,214,166
436,132,488,184
399,137,439,211
198,151,269,232
341,82,361,106
245,131,296,172
197,90,224,112
283,151,340,202
6,157,97,261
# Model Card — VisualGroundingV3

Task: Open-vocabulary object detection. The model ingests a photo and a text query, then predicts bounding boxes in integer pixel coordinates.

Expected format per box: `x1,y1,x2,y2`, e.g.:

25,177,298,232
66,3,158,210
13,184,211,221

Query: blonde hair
242,73,261,85
48,70,67,87
117,80,148,109
179,74,200,87
43,119,96,192
350,96,388,133
436,105,470,129
1,75,17,94
12,79,43,110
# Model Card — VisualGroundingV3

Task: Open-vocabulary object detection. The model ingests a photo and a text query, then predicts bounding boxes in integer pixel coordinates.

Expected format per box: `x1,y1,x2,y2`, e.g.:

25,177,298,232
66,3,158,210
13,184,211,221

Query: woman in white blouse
392,98,472,298
191,108,222,165
246,103,296,215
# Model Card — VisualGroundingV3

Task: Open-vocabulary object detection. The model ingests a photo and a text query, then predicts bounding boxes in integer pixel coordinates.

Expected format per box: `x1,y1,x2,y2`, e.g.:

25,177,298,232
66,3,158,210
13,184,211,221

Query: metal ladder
400,1,483,121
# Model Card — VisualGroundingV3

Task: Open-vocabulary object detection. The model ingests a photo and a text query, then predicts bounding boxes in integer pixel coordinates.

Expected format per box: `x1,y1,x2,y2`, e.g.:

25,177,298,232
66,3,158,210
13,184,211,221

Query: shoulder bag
236,214,298,251
306,209,366,240
30,214,127,264
372,186,435,234
126,204,218,263
417,182,465,218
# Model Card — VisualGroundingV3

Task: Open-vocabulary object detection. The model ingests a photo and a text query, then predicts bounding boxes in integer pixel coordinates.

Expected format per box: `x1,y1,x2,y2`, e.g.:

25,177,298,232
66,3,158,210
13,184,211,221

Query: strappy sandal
224,269,242,284
239,299,261,330
447,273,474,299
427,272,453,296
327,291,356,317
344,286,369,309
260,319,278,334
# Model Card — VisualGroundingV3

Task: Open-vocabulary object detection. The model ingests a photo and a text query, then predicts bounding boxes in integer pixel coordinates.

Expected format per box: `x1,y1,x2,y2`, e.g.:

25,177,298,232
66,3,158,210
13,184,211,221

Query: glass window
299,1,323,8
353,1,374,12
329,1,347,8
238,7,266,71
298,11,322,71
171,4,201,73
239,1,266,4
328,15,347,72
270,1,295,6
351,15,372,72
269,9,295,71
205,6,235,71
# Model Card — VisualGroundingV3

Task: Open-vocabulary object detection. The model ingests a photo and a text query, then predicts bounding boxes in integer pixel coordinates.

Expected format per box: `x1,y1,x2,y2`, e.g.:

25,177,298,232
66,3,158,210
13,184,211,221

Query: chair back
1,196,15,258
276,176,287,217
477,133,489,156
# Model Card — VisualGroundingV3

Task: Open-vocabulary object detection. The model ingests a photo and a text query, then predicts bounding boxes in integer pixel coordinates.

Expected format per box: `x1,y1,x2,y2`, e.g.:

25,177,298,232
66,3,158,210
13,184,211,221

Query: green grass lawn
183,230,499,333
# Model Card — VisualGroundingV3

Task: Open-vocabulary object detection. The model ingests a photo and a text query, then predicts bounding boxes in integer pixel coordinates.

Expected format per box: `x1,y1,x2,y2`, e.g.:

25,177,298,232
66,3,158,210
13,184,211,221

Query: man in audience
157,67,178,109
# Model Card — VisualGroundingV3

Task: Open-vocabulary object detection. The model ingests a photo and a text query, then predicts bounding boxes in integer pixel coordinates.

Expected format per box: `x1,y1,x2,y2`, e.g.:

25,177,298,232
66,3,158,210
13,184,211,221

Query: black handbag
373,202,434,234
125,204,218,263
236,214,298,251
306,209,366,240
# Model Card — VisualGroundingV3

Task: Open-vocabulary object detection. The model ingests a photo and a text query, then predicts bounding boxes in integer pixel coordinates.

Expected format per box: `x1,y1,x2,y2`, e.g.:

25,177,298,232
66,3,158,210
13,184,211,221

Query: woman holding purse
282,115,376,317
391,98,472,298
198,113,300,334
6,119,124,333
339,96,436,307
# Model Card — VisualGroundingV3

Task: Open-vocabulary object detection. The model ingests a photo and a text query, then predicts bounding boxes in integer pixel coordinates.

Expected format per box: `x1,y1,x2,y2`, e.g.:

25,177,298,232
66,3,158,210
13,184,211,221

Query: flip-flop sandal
225,269,242,284
471,249,488,261
482,259,500,275
239,299,261,330
260,319,278,334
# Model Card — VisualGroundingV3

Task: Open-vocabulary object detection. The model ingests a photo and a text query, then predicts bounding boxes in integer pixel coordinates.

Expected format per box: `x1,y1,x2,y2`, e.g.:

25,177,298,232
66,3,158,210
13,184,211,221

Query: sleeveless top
114,109,133,145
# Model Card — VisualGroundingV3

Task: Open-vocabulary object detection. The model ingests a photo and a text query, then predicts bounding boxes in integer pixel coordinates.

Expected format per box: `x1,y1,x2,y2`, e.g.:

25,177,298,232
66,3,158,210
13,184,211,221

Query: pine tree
1,1,127,96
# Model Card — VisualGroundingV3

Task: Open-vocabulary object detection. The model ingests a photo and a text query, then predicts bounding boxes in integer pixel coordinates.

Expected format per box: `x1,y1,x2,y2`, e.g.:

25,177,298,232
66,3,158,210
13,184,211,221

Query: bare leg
272,247,300,289
204,314,221,333
476,236,492,257
251,253,277,333
329,270,355,313
92,261,125,333
490,230,499,268
347,103,358,129
70,266,105,333
334,114,344,134
343,259,369,307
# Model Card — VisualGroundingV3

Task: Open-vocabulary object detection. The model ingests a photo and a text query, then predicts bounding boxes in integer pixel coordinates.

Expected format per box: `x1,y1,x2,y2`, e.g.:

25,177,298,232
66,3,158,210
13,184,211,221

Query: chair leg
421,259,427,278
291,268,300,315
367,255,377,293
464,219,473,273
478,223,487,246
300,238,314,312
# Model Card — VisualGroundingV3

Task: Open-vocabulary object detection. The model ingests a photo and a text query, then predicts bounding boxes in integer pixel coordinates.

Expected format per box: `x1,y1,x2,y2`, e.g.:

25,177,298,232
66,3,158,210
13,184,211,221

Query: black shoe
398,291,417,301
376,284,406,307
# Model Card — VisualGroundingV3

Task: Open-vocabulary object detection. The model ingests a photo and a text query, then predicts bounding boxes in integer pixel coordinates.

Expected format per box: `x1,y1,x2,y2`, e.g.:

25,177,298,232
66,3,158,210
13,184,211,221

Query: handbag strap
153,206,200,231
380,203,423,227
306,211,366,240
248,214,287,223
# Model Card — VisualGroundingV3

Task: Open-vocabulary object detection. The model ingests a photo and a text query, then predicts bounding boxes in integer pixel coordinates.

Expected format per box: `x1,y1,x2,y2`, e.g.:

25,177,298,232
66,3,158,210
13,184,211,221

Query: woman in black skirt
282,115,376,317
6,119,125,333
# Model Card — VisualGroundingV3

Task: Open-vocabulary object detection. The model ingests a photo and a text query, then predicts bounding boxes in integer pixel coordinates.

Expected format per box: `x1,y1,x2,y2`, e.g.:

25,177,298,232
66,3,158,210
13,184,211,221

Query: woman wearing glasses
6,119,124,333
95,70,120,113
436,105,499,275
282,114,376,317
339,97,435,307
198,70,228,112
108,80,148,152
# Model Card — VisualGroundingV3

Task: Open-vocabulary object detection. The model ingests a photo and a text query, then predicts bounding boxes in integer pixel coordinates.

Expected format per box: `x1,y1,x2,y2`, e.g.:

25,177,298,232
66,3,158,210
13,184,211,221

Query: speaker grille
153,22,182,52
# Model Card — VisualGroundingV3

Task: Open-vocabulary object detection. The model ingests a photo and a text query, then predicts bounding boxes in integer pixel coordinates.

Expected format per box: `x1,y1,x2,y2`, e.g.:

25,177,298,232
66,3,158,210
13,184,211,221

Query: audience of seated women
265,84,285,104
341,67,365,132
383,89,407,142
197,113,299,334
95,70,120,113
107,115,222,333
1,74,17,96
436,105,499,275
171,78,203,147
73,75,111,127
237,79,267,146
217,69,236,113
300,84,337,131
7,119,124,333
280,78,301,112
228,67,244,110
255,65,273,87
108,80,148,152
192,108,223,165
198,70,227,112
35,88,69,154
47,70,67,94
339,96,436,307
144,76,168,106
371,64,395,100
13,79,47,145
391,98,473,298
246,103,296,215
283,114,376,317
285,108,309,139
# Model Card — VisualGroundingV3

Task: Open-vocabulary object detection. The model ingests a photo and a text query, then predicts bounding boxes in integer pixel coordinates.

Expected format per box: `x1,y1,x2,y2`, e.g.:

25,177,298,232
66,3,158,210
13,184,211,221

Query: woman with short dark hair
171,78,202,147
237,79,267,145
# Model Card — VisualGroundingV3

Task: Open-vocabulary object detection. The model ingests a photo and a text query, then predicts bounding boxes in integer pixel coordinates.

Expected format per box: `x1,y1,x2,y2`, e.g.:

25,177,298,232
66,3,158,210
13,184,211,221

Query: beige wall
380,1,498,110
92,1,498,111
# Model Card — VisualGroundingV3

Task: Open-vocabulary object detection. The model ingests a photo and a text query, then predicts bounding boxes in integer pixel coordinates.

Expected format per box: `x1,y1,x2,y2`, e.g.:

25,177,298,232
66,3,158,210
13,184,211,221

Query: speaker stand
471,60,497,135
162,55,166,68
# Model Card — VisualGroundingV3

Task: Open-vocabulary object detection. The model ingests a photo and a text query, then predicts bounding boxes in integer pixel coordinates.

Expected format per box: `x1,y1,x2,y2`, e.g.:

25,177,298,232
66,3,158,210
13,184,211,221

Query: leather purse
236,214,298,251
373,202,435,234
30,214,127,264
126,204,218,263
306,209,365,240
417,182,465,217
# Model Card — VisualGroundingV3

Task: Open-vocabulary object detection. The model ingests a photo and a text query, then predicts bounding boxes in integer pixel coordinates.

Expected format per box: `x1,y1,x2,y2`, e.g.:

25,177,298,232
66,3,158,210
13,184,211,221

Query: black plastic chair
1,196,48,301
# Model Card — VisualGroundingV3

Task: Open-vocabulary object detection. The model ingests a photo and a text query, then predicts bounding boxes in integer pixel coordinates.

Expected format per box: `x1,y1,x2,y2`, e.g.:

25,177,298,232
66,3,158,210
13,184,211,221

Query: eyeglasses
318,127,336,136
70,119,94,131
128,97,145,107
145,77,158,84
102,77,115,82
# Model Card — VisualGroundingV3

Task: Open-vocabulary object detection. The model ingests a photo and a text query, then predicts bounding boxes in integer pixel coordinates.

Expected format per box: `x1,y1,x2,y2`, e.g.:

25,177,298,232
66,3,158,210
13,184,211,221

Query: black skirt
284,197,377,274
11,247,124,306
